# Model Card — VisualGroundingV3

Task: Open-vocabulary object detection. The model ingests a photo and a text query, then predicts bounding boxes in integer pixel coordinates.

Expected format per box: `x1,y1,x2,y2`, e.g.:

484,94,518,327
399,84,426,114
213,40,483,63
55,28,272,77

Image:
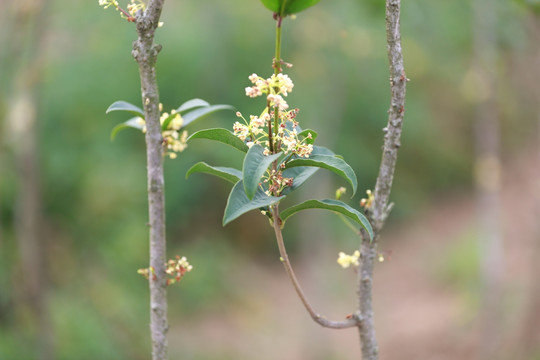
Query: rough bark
357,230,379,360
357,0,406,359
471,1,504,359
131,2,168,359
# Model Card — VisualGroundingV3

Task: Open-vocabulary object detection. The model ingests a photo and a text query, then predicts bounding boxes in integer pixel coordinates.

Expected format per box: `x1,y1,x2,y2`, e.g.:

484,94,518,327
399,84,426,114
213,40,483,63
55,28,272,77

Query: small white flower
337,250,360,269
250,115,265,128
233,122,249,141
296,143,313,158
246,86,263,98
169,113,184,130
249,73,259,83
267,94,288,111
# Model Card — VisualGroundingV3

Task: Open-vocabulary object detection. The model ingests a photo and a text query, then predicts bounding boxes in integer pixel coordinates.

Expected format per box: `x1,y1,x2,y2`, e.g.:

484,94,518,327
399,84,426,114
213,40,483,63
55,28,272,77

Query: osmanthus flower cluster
98,0,146,22
337,250,360,269
232,71,316,197
135,104,188,159
161,115,188,159
106,98,233,158
236,73,312,154
138,256,193,286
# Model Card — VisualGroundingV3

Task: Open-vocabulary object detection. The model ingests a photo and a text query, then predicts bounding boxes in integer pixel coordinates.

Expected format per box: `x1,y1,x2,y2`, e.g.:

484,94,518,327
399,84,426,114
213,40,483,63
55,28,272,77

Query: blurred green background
1,0,539,359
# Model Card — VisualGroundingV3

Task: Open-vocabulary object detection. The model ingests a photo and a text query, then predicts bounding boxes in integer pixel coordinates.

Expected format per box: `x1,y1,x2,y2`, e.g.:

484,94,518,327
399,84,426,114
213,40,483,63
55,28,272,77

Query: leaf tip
222,216,232,227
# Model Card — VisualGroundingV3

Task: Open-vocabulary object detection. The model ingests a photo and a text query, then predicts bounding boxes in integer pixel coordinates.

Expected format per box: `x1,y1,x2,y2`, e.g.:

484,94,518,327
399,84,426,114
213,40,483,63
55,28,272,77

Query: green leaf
186,162,242,184
187,128,249,153
177,98,210,113
284,0,321,14
182,104,235,127
280,199,373,239
260,0,280,12
298,129,317,144
282,166,317,191
281,145,334,191
106,101,144,118
243,144,282,200
110,117,144,140
260,0,320,15
285,155,358,196
223,181,283,225
162,104,234,131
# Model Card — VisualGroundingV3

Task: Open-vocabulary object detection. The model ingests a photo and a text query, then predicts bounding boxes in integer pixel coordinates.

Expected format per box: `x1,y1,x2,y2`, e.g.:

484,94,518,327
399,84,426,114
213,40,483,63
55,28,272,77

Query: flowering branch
264,15,360,330
99,1,169,358
185,0,374,347
102,3,234,359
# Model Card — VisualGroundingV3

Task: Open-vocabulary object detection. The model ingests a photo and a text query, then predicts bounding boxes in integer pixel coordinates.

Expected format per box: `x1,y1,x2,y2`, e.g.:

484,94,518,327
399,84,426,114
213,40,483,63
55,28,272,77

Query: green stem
267,102,274,154
274,19,282,76
279,0,289,21
272,17,283,152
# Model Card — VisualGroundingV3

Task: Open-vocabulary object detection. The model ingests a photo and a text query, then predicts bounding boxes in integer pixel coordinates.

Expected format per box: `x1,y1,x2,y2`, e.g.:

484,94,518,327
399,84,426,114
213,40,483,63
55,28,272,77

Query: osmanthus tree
186,0,406,359
98,1,232,359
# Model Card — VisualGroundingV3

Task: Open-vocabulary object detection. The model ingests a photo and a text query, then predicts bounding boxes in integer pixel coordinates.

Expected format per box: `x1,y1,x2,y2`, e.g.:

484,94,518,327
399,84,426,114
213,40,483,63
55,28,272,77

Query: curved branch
271,205,360,329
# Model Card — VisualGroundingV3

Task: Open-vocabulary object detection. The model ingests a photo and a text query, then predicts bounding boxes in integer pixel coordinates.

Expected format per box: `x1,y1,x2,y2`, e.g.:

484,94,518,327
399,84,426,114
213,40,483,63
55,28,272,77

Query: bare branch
357,0,407,358
132,1,168,359
371,0,407,232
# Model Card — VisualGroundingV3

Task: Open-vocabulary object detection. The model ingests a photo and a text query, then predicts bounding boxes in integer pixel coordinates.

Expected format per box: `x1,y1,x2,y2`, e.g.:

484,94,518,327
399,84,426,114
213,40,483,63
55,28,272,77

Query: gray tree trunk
517,13,540,358
3,0,53,358
471,1,504,359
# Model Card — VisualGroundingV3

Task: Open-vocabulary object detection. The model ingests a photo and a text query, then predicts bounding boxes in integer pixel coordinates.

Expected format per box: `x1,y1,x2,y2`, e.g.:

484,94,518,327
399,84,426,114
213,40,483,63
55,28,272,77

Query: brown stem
131,2,168,359
357,0,407,358
271,204,359,329
117,6,136,22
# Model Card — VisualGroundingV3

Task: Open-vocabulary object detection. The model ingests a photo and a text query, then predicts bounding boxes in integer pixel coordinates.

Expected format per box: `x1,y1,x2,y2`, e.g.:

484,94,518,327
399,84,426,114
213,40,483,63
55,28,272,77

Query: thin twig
271,204,360,329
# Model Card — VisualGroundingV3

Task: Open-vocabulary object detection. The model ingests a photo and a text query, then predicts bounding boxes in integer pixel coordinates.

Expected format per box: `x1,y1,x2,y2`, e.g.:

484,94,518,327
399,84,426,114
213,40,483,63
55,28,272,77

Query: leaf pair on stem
186,128,372,239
